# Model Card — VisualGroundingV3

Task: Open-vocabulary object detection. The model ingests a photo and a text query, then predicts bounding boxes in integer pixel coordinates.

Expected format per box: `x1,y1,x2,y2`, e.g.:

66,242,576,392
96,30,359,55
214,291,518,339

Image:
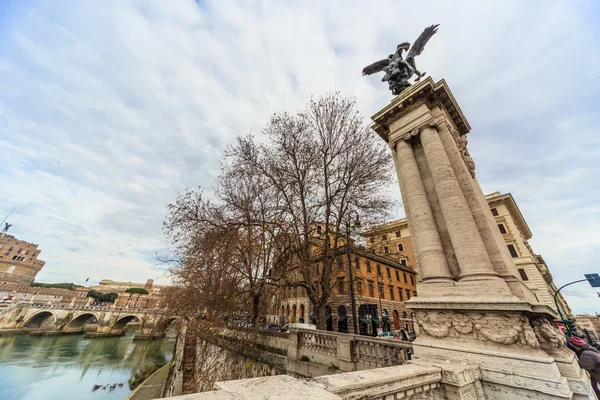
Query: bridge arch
65,313,98,332
109,315,141,334
22,311,56,329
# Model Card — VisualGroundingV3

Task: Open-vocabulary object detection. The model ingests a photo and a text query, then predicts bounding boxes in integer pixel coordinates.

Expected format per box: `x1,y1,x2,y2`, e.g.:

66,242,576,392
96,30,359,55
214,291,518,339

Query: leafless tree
227,93,393,329
163,173,292,327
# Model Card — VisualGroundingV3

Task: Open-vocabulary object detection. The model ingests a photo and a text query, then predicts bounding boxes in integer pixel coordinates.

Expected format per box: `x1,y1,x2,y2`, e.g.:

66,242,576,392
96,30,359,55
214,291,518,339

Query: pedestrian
569,336,600,398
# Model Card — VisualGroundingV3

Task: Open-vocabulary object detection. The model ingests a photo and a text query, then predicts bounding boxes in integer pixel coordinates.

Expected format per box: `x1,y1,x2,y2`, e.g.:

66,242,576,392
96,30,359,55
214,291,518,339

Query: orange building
273,241,417,337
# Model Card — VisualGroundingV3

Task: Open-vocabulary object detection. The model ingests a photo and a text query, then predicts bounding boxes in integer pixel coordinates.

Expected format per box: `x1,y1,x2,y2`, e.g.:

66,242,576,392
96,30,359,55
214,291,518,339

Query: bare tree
163,173,292,327
227,93,393,329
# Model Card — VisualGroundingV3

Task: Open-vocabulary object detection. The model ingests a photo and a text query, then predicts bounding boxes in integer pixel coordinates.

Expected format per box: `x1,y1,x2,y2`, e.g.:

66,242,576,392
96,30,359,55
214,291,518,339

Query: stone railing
354,335,411,369
13,303,160,313
290,328,412,373
298,330,338,356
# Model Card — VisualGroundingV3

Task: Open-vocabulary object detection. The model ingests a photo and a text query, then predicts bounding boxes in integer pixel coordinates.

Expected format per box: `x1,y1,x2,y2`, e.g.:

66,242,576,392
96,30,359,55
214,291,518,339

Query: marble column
419,126,498,281
391,138,453,283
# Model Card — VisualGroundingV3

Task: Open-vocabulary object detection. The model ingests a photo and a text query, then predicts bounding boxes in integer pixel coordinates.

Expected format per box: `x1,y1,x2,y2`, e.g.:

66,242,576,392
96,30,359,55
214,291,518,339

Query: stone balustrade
290,328,412,373
353,335,410,369
13,302,160,313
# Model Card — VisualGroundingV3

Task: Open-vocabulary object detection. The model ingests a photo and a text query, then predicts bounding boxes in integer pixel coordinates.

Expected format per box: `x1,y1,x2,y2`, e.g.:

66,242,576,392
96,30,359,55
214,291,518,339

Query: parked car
377,331,394,339
260,324,281,332
280,323,317,333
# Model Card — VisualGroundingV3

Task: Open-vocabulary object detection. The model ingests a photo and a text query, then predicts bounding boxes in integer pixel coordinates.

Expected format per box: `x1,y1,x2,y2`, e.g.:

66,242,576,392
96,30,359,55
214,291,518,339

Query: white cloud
0,0,598,314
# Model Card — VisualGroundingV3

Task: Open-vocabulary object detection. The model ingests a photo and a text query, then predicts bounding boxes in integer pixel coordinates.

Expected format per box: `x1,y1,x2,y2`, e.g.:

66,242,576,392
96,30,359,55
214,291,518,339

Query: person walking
569,336,600,398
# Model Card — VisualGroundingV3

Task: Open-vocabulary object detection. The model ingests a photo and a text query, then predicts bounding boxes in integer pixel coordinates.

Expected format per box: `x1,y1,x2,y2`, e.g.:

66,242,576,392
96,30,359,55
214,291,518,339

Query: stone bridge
0,303,178,339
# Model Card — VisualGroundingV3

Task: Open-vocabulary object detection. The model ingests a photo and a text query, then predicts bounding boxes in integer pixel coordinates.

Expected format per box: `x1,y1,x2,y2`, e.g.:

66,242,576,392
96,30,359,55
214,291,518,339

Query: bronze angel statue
362,24,439,95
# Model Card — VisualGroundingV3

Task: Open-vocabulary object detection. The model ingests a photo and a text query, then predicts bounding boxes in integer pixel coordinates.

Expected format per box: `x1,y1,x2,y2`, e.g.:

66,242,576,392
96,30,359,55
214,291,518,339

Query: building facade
574,315,600,344
272,245,417,337
0,231,45,285
0,282,89,306
485,192,572,315
363,192,572,316
89,279,166,309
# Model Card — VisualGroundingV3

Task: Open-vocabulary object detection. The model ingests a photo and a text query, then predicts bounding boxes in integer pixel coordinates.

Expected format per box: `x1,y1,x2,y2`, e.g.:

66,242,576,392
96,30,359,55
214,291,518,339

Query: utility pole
345,211,361,335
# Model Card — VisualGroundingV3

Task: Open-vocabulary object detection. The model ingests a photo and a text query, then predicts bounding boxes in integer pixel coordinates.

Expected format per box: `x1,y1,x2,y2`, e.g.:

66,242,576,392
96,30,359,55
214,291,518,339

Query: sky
0,0,599,314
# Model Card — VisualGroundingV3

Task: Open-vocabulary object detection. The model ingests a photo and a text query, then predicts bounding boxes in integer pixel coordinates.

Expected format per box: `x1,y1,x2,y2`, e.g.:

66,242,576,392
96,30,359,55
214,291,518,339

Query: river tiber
1,3,599,400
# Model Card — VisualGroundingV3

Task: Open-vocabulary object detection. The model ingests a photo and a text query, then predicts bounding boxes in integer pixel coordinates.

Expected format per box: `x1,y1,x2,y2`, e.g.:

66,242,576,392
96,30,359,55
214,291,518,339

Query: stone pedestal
371,78,594,399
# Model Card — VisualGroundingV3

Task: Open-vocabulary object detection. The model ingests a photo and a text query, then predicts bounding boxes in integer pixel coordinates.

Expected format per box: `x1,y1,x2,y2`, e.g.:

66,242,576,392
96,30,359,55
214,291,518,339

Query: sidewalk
127,363,171,400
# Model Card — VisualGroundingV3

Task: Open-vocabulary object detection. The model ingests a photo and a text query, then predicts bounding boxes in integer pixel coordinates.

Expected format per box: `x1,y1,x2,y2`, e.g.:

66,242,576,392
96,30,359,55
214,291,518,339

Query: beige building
0,282,89,306
0,230,45,285
363,191,571,316
485,192,572,316
574,314,600,343
89,279,167,309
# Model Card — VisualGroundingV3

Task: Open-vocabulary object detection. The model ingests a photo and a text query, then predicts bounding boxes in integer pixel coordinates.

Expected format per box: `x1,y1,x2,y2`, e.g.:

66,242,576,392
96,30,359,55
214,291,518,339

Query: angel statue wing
362,58,390,76
407,24,439,59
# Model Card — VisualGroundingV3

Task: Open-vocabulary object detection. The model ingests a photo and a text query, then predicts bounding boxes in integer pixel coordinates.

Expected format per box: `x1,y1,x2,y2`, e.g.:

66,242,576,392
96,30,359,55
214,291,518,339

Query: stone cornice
486,193,532,240
371,78,470,142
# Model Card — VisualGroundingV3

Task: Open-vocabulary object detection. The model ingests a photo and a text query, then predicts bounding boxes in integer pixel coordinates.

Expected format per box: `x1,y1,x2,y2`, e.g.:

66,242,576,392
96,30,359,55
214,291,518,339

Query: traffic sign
585,274,600,288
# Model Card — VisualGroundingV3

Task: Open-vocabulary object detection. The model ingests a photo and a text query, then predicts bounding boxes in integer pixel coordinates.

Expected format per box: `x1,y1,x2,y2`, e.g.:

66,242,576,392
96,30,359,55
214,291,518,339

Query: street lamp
376,274,385,332
346,210,361,335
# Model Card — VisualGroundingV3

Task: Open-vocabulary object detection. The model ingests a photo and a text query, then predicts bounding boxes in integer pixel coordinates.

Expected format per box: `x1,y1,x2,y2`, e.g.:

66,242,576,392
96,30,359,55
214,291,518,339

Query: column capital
396,119,438,142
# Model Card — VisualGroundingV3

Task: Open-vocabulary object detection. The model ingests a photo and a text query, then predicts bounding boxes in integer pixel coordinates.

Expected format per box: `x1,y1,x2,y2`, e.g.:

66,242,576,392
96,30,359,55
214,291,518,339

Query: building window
518,269,529,281
378,284,385,299
377,265,382,276
337,257,343,269
491,208,499,216
356,279,363,295
400,259,407,266
410,275,415,285
398,288,404,301
498,224,507,234
405,289,411,300
382,234,387,240
413,291,417,297
389,286,395,301
403,273,408,283
386,268,391,279
368,281,374,297
507,244,519,258
395,270,400,281
317,225,322,234
355,257,360,270
384,246,389,254
338,279,345,294
397,243,404,252
395,231,401,238
366,262,372,273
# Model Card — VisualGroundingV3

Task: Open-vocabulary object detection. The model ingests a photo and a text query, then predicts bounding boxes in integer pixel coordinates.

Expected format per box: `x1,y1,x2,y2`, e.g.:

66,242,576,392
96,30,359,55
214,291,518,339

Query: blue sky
0,0,599,314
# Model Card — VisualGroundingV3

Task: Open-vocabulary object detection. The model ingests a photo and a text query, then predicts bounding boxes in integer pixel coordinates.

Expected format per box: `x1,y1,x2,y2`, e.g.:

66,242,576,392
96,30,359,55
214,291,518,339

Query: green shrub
125,287,149,295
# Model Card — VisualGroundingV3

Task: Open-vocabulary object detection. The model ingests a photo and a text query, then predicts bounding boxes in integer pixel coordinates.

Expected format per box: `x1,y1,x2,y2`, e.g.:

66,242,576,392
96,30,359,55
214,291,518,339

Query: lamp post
377,274,385,332
554,274,600,337
345,210,361,335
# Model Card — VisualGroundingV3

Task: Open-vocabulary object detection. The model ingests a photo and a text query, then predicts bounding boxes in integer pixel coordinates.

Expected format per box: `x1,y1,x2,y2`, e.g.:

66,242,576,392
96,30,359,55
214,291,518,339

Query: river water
0,328,176,400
